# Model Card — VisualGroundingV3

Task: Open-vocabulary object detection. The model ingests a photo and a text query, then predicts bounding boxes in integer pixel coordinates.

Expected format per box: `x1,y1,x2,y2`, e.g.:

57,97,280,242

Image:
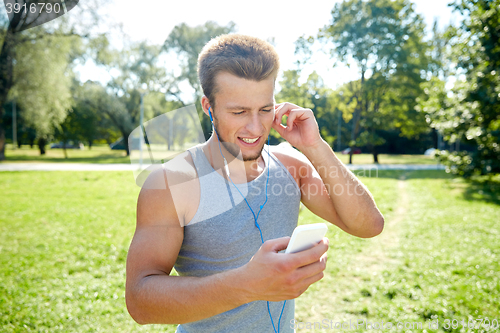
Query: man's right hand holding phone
235,234,329,303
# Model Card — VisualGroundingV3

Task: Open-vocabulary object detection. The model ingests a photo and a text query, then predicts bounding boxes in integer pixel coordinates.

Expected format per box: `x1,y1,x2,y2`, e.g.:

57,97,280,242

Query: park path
304,172,411,322
0,163,136,171
354,172,409,270
0,163,444,172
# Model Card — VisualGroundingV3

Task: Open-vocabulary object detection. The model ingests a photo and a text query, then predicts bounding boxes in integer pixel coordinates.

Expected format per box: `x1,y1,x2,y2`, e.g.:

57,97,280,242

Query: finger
286,109,303,131
274,103,290,125
262,236,291,253
271,120,287,137
287,108,314,131
284,270,326,300
299,270,325,290
295,254,327,278
288,239,329,267
274,104,286,124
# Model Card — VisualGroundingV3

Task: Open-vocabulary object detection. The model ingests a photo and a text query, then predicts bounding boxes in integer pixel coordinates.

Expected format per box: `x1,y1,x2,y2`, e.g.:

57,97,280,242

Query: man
125,34,384,333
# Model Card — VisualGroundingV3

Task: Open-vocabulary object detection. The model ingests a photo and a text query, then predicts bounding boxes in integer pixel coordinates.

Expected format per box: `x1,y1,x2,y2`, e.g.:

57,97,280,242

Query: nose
245,113,265,135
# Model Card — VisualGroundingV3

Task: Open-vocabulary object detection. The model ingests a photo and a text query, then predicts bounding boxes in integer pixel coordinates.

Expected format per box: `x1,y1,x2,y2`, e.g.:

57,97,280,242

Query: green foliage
100,42,170,154
109,42,167,95
9,34,75,140
305,0,431,160
277,70,314,109
434,149,475,177
419,0,500,177
162,21,236,102
76,81,134,153
276,70,342,147
357,130,385,148
320,0,427,72
0,0,113,159
2,100,38,147
55,80,121,148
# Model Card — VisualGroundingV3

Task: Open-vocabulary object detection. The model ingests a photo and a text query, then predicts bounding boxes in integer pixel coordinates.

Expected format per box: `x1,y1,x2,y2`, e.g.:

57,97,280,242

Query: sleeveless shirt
174,144,301,333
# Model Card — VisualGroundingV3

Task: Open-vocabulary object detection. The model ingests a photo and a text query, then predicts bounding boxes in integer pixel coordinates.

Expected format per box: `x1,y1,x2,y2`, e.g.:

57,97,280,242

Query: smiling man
125,34,384,333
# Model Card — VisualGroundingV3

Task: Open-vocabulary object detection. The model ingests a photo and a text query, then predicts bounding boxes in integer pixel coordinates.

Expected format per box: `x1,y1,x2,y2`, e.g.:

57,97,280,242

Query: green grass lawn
2,144,439,165
2,145,131,164
334,153,439,165
1,170,498,332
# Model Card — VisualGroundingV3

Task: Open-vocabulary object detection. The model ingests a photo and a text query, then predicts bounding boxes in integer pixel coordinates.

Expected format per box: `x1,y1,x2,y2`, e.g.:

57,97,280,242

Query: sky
77,0,461,90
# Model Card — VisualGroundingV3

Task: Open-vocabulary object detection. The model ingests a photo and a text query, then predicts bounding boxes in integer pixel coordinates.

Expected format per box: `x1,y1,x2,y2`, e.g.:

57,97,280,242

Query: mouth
238,136,260,146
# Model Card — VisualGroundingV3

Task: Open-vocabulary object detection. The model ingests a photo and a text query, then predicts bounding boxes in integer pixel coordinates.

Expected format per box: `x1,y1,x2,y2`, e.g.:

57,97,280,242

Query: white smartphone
285,223,328,254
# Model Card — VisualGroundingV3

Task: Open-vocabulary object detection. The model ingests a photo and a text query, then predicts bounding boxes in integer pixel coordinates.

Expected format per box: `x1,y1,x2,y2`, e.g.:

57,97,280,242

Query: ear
201,96,211,119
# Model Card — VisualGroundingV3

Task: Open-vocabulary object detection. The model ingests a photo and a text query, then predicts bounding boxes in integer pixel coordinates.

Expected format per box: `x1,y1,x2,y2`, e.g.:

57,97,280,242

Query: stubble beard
213,123,265,162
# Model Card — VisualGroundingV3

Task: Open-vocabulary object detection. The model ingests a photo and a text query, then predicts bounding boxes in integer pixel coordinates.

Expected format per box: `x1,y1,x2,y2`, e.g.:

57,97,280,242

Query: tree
75,80,139,154
56,79,119,150
1,99,37,148
0,0,112,159
9,33,74,154
276,70,346,148
299,0,431,163
419,0,500,178
276,70,314,109
105,41,178,155
52,111,80,159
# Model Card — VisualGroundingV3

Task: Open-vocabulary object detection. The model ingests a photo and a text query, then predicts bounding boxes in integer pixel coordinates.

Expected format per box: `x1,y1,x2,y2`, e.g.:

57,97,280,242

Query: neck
205,135,266,183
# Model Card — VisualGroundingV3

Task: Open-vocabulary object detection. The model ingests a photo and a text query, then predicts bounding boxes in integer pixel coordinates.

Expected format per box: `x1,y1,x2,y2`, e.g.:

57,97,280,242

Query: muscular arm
273,103,384,238
125,167,328,325
300,139,384,238
125,168,248,324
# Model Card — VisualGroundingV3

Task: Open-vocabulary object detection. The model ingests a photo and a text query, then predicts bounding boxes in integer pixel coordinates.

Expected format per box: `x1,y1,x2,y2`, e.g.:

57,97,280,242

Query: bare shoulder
269,142,311,183
270,142,312,165
138,150,200,228
163,150,198,185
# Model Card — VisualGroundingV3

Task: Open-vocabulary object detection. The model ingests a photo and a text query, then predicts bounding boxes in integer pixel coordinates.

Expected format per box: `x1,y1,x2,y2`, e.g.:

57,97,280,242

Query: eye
261,109,272,113
233,111,245,115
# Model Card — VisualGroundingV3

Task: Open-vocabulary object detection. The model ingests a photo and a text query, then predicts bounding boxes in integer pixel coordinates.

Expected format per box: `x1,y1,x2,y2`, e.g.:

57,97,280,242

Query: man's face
211,72,275,162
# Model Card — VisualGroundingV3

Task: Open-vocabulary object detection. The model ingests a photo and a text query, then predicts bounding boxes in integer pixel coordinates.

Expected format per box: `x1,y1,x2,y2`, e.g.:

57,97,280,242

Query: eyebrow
225,103,274,111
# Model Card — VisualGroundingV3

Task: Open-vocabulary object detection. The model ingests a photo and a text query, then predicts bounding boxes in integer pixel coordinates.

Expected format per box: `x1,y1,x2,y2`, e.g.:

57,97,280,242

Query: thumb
262,236,291,253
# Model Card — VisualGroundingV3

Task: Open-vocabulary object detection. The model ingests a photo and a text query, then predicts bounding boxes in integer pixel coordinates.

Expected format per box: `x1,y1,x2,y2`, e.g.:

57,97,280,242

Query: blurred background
1,0,498,175
1,1,499,332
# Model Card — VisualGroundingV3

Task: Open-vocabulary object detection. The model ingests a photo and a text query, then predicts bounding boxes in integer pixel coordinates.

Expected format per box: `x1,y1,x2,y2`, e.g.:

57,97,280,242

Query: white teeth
241,137,258,143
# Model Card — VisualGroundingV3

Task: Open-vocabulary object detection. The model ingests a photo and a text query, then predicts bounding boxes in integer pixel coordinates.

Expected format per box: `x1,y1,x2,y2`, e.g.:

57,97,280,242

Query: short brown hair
197,34,280,107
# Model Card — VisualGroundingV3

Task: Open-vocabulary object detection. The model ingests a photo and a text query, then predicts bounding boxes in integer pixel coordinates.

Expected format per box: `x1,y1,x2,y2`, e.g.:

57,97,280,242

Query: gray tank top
174,144,301,333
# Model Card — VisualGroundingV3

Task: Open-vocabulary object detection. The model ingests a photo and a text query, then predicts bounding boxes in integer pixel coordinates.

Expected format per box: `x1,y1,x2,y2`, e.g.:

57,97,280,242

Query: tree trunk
0,126,5,160
88,140,92,150
0,129,6,160
371,139,379,164
0,30,17,161
121,130,131,156
63,143,68,159
349,151,353,164
38,138,46,155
